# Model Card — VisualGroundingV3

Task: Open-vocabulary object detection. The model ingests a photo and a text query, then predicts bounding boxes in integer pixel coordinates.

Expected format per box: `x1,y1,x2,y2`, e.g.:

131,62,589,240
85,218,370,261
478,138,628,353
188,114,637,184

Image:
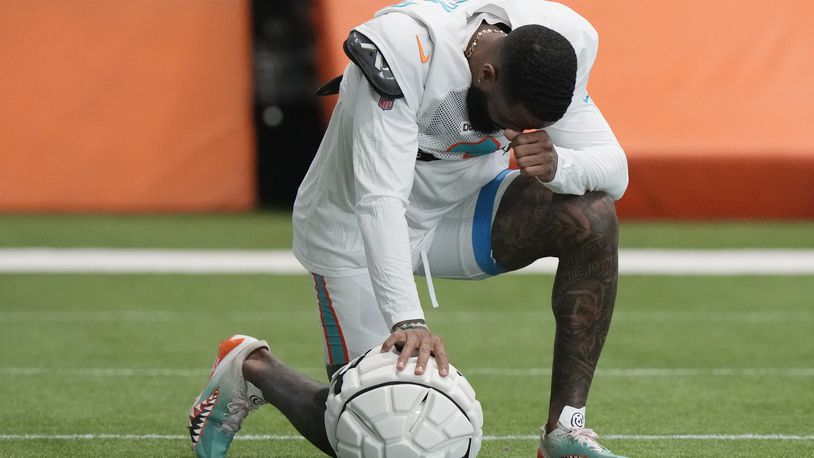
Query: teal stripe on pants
313,274,348,367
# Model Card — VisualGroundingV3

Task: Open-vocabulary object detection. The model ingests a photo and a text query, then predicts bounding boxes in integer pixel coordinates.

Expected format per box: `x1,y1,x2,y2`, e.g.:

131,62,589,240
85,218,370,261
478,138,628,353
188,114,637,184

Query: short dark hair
500,25,577,124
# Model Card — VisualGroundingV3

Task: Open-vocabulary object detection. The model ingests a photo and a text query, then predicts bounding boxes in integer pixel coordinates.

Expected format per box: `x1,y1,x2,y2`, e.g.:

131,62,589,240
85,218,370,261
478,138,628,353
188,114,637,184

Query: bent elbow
609,146,629,201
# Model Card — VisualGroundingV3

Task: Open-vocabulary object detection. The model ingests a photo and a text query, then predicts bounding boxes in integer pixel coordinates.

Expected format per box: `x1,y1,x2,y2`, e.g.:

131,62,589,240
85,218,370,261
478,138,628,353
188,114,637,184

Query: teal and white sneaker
537,406,627,458
188,335,269,458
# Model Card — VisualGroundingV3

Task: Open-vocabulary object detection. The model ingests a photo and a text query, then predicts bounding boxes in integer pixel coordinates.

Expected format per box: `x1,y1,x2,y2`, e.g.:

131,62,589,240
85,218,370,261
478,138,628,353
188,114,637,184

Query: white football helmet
324,346,483,458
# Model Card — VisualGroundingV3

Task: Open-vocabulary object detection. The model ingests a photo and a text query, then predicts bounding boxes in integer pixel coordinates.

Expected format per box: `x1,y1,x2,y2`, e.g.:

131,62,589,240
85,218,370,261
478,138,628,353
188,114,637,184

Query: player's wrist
391,319,429,333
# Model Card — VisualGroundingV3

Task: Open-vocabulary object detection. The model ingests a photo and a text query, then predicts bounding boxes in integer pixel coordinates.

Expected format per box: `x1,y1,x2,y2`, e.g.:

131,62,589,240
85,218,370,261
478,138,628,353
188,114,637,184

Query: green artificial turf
1,215,812,456
0,213,295,249
1,273,812,457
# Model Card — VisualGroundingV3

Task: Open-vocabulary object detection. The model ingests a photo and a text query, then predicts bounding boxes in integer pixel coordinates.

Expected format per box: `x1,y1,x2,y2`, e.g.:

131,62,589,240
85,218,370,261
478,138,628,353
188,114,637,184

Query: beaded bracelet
391,319,429,333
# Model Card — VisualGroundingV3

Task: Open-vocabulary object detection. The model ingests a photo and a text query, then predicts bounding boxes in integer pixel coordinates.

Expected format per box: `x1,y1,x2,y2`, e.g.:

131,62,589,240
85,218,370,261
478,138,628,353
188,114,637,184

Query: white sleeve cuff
544,145,628,201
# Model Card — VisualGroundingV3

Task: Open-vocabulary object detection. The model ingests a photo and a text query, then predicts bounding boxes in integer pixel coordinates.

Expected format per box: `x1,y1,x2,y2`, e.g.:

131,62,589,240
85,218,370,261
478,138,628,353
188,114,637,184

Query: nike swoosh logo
416,35,430,63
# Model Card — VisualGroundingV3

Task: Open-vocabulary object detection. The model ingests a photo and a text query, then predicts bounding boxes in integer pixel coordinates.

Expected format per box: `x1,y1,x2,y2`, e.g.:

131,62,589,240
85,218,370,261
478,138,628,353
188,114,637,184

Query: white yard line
1,367,812,378
0,433,812,441
466,367,814,377
0,249,300,274
2,309,809,323
1,248,814,275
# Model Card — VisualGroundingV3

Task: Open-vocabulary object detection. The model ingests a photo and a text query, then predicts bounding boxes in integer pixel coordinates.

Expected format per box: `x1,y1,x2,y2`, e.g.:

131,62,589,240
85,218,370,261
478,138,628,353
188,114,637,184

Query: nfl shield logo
378,96,394,111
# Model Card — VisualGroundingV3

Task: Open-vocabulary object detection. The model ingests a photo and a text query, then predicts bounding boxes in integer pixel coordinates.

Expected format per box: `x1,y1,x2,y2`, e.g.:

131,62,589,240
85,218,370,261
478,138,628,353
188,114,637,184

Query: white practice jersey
293,0,628,329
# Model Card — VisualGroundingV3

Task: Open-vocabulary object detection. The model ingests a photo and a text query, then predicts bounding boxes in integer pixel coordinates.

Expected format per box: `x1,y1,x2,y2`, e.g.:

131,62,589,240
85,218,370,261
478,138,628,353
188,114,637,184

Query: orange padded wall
0,0,254,212
312,0,814,219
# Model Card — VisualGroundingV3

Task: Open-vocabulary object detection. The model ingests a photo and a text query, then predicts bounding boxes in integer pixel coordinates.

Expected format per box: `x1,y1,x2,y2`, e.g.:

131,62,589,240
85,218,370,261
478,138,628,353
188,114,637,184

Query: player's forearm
545,144,629,200
356,200,425,329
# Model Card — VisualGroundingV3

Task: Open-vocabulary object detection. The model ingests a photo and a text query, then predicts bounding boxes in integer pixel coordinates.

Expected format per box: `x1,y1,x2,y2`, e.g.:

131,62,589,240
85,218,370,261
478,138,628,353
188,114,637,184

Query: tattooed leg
491,176,619,432
242,349,335,456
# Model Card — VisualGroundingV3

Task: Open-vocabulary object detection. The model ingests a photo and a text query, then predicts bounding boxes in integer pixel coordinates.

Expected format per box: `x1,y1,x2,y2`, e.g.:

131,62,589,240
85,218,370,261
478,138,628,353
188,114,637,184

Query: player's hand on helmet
381,321,449,377
505,128,558,182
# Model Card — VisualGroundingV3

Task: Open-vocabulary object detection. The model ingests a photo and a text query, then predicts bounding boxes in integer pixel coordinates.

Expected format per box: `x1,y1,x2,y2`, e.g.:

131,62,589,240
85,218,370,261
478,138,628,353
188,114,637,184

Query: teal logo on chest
447,136,502,158
391,0,469,12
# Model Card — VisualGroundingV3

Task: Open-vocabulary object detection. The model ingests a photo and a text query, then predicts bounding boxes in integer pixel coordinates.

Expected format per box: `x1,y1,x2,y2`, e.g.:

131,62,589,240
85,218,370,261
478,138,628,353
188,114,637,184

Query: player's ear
477,63,498,88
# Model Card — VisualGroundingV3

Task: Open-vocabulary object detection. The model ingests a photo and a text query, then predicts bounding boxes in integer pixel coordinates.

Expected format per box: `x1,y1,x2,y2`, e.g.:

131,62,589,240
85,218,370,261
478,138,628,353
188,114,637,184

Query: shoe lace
565,428,608,452
219,386,265,434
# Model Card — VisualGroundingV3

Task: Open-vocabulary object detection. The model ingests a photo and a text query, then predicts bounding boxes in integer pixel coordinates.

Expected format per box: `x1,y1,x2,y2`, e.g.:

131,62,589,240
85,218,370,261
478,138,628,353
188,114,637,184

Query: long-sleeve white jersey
293,0,628,330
